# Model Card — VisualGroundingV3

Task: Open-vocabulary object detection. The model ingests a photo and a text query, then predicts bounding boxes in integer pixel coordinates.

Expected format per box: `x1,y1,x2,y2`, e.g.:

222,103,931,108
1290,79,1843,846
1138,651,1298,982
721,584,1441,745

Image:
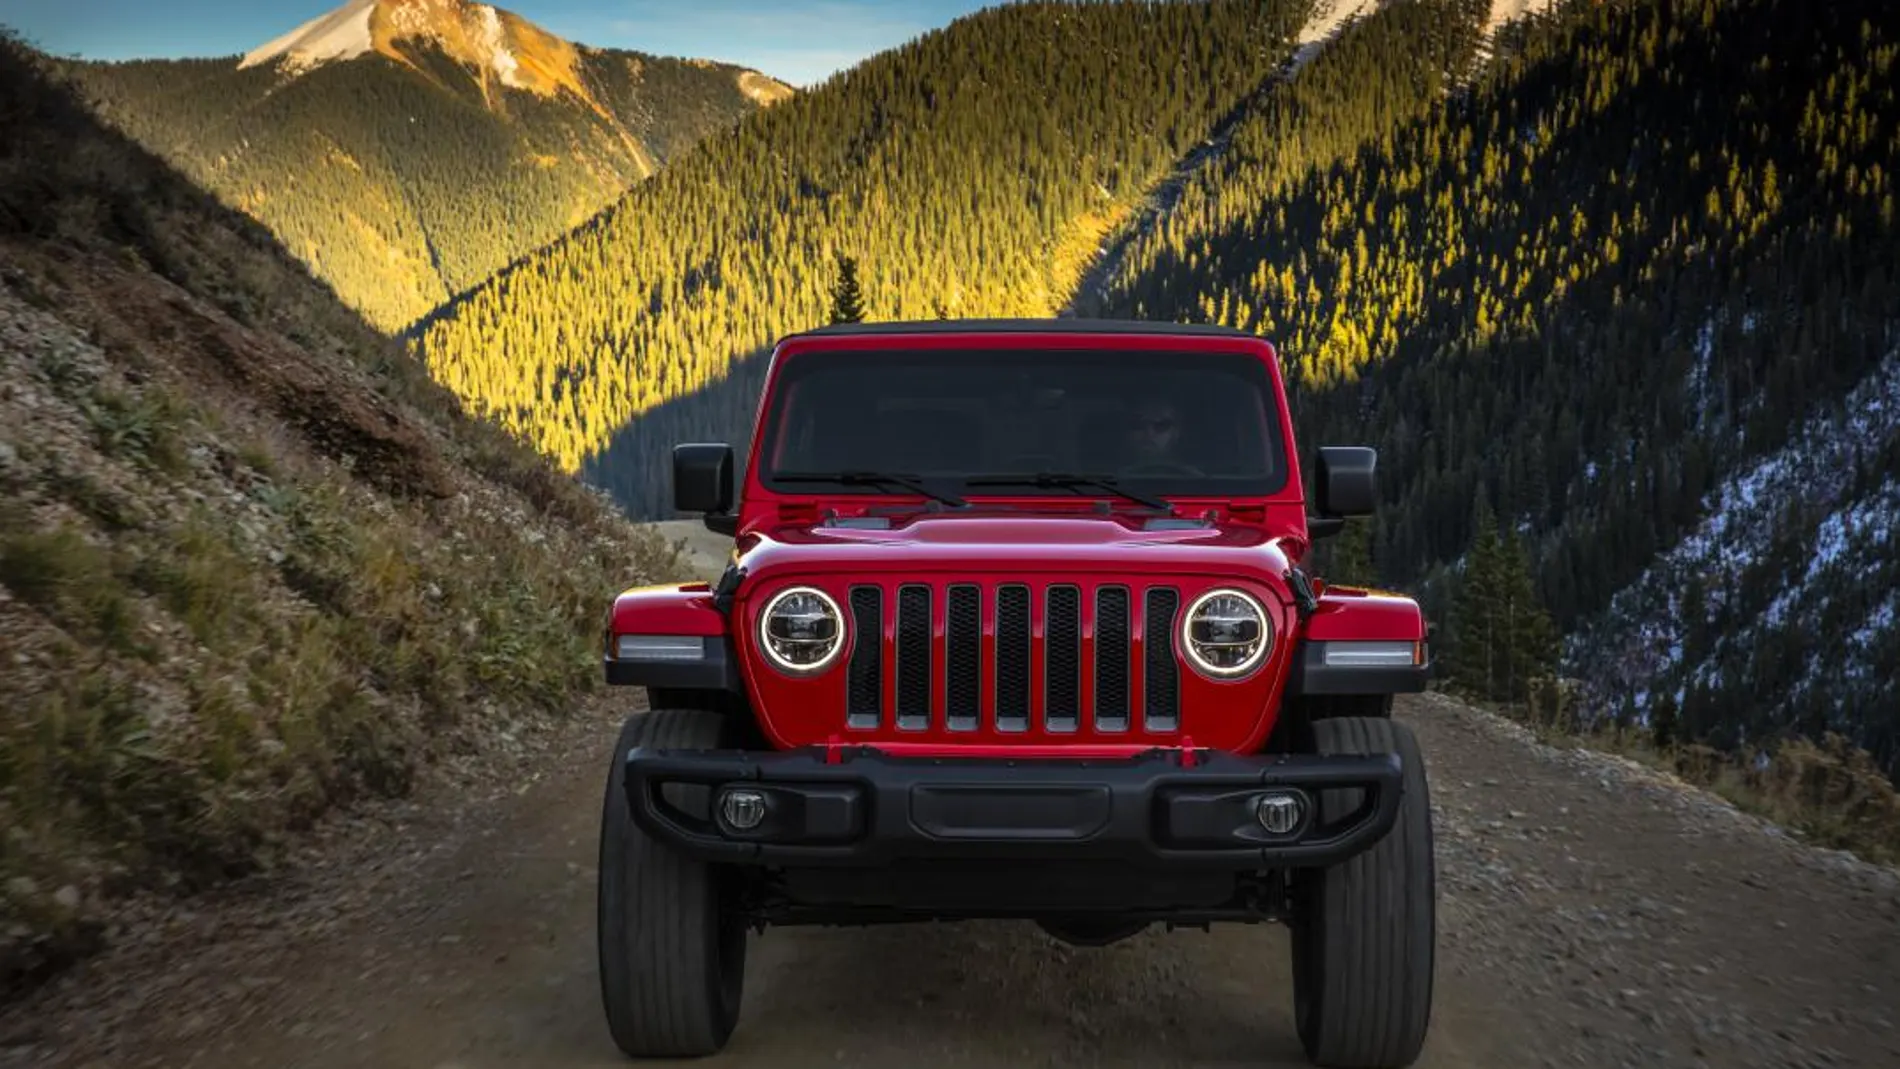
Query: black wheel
1290,716,1435,1068
597,709,747,1058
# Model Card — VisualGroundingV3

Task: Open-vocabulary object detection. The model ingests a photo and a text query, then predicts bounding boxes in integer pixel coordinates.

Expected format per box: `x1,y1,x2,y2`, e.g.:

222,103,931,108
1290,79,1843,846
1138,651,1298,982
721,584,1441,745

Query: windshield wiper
774,470,968,508
963,472,1173,512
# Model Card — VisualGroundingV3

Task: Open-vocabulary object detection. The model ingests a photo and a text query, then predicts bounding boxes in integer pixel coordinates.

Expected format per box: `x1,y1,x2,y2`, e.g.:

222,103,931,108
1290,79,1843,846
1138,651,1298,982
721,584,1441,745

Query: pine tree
1447,499,1502,699
829,253,867,324
1494,526,1560,704
1326,518,1378,587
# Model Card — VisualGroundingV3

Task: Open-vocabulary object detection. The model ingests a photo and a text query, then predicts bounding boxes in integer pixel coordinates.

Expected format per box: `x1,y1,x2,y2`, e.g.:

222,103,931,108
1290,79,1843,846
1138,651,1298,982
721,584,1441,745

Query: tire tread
1294,715,1435,1068
598,708,744,1058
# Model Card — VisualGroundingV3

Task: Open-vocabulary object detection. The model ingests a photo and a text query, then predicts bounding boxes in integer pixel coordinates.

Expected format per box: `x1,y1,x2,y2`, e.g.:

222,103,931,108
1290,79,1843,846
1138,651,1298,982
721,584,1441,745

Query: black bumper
621,745,1404,869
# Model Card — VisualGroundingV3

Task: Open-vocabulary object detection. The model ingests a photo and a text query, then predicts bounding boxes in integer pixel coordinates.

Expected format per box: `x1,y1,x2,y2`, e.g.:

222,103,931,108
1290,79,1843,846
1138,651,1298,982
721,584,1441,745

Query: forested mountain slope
574,0,1496,517
59,0,790,333
0,33,682,993
409,0,1315,476
1086,0,1899,771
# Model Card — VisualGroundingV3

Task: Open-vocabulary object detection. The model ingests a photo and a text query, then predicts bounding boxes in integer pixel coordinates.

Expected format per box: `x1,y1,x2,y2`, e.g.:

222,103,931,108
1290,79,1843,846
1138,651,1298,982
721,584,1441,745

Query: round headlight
1180,588,1271,678
758,586,845,673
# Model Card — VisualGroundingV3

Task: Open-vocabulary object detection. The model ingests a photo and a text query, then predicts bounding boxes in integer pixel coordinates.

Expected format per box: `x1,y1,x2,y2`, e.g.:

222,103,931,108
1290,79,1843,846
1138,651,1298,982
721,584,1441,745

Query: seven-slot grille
843,582,1182,733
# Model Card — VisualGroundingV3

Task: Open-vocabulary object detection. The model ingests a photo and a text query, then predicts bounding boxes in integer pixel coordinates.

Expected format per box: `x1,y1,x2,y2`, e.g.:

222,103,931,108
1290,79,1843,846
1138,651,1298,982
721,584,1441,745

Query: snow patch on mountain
1485,0,1559,36
240,0,376,71
239,0,531,90
1288,0,1381,78
476,4,522,87
1565,347,1900,743
1466,0,1562,79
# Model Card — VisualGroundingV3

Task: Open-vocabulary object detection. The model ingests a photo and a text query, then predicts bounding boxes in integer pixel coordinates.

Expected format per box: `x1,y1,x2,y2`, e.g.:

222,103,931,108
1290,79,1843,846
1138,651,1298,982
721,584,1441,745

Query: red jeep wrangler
597,319,1435,1068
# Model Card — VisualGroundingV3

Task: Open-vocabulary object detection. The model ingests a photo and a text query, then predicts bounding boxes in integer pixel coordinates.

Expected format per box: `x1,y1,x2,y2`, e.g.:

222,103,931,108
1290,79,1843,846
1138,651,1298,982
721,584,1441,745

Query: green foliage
1099,0,1898,627
82,383,186,474
828,253,867,324
0,524,111,613
1446,501,1559,706
1323,518,1378,587
60,45,772,332
1445,500,1502,696
1088,0,1899,767
0,31,697,995
412,0,1312,476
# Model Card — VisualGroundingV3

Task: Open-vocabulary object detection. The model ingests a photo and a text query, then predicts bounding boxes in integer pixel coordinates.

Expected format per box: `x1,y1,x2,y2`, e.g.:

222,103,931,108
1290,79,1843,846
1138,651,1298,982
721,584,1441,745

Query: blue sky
1,0,1001,87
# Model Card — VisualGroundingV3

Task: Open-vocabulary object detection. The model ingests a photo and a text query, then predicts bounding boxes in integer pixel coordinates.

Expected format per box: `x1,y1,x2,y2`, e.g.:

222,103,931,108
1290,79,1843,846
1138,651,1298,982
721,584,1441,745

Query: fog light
1254,790,1307,835
719,788,768,831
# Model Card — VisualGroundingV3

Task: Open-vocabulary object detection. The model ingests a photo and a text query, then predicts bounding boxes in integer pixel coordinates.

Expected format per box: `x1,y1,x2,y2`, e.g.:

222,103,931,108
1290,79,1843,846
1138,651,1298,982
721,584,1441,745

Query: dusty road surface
4,527,1899,1069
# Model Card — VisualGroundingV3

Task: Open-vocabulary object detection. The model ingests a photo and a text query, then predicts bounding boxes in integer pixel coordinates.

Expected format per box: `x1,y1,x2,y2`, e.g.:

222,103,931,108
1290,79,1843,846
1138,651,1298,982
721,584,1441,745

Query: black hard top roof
793,317,1259,339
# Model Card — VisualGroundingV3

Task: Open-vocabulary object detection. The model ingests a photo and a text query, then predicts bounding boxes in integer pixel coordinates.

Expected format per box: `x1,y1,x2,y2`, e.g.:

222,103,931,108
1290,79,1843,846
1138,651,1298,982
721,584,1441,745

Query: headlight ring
1179,587,1271,679
758,585,846,673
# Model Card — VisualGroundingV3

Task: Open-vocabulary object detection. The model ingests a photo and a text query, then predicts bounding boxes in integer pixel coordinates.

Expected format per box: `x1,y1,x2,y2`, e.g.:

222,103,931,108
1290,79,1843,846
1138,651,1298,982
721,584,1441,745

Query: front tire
1290,715,1436,1068
597,709,747,1058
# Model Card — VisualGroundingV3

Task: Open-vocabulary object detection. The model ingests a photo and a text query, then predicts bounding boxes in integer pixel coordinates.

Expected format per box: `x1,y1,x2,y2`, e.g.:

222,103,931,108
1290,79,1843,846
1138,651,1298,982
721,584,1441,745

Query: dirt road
4,527,1898,1069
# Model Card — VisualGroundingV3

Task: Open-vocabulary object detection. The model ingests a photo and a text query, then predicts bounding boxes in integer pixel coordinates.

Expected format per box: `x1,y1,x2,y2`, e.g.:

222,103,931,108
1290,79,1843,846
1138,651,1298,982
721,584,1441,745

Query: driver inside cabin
1121,396,1186,470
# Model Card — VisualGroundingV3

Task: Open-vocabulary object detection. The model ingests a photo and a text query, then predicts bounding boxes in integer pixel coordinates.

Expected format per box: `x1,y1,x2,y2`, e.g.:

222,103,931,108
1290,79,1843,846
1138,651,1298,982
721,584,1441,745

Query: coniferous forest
424,0,1893,777
30,0,1899,781
1089,0,1898,770
409,0,1314,472
61,42,783,332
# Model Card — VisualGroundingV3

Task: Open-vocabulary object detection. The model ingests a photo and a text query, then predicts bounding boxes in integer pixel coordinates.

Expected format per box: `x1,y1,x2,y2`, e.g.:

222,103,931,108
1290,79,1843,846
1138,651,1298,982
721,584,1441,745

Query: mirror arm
703,512,738,537
1306,516,1346,540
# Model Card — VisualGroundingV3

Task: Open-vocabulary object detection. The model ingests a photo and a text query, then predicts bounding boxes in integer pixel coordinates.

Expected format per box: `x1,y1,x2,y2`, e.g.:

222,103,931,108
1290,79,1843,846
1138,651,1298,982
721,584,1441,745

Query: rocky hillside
0,31,687,997
56,0,792,333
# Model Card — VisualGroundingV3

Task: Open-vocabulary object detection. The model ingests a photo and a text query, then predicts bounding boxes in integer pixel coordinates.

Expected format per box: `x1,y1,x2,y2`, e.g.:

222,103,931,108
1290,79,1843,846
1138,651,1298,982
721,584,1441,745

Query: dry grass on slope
0,31,689,997
1496,681,1900,869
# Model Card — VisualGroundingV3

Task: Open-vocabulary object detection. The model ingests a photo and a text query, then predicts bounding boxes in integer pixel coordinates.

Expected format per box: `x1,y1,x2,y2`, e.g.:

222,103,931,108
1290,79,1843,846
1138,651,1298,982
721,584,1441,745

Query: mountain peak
238,0,379,72
237,0,587,100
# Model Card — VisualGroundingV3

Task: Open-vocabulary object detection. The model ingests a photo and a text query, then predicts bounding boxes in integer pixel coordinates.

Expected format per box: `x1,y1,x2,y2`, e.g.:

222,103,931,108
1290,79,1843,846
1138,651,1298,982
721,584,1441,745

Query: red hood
729,511,1301,582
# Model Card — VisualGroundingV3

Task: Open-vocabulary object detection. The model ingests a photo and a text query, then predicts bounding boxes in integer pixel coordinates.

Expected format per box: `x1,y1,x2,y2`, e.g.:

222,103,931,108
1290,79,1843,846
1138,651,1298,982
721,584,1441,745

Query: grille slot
845,586,883,729
895,584,932,730
995,584,1032,731
843,580,1181,736
945,584,981,731
1143,587,1180,731
1093,586,1131,732
1044,585,1081,732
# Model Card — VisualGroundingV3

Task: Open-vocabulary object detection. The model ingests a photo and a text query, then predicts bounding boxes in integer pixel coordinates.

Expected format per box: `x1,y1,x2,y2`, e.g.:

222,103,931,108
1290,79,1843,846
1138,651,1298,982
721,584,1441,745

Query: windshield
757,346,1288,498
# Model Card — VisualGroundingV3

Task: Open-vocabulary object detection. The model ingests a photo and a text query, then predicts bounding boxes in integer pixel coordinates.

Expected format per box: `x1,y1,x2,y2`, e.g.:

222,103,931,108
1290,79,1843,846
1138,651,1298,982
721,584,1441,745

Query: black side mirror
1315,446,1377,518
674,443,736,535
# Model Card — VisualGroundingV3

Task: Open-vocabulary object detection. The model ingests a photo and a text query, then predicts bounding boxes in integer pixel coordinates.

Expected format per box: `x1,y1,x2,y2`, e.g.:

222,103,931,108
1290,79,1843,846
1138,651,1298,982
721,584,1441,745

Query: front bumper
621,744,1404,869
